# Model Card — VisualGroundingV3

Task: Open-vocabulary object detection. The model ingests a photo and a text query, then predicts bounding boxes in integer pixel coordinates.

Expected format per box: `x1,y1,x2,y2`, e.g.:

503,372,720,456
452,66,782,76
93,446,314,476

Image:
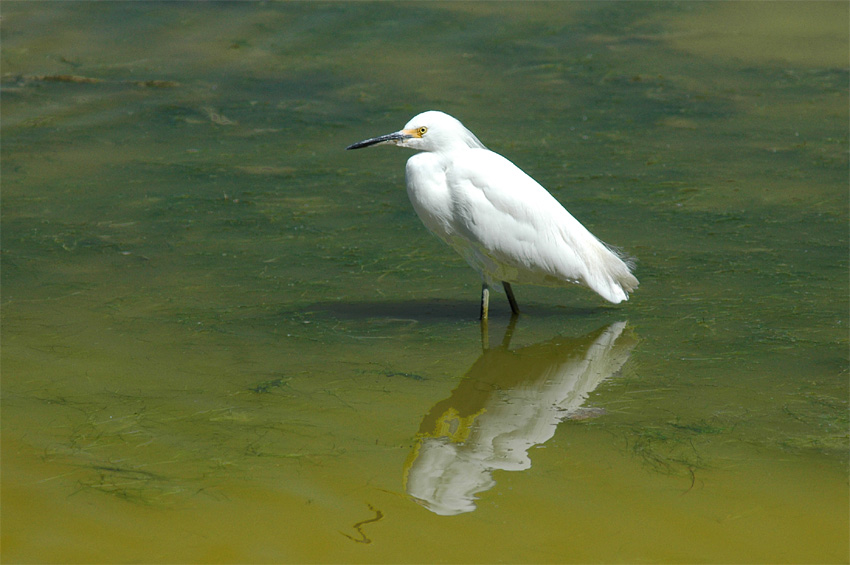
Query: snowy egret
346,111,638,320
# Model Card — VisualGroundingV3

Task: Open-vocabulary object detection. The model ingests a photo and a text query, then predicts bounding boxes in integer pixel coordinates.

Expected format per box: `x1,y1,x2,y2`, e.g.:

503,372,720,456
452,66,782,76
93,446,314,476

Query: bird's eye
417,126,428,136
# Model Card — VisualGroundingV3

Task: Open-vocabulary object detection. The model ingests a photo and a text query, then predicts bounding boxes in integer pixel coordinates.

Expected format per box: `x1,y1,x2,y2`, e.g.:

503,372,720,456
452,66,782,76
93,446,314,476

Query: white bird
346,111,638,320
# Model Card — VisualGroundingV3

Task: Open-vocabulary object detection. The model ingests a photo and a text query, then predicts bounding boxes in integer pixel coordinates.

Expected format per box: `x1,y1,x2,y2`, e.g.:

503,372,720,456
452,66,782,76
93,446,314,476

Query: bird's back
406,147,638,303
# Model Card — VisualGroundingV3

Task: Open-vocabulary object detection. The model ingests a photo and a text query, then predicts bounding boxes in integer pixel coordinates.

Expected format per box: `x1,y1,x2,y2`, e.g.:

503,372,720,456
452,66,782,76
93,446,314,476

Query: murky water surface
2,3,848,563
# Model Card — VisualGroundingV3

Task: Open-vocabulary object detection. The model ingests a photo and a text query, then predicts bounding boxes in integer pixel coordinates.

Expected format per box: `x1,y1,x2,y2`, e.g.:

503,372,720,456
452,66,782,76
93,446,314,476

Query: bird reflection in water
403,320,637,516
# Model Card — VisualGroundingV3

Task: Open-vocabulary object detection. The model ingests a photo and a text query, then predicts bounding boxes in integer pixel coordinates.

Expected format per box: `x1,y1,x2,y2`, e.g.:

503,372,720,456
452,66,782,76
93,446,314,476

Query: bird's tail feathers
589,240,639,302
602,242,638,290
603,242,637,273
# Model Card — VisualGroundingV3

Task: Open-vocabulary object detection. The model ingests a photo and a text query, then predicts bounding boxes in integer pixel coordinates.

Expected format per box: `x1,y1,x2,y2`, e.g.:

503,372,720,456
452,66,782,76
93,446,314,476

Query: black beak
346,131,409,150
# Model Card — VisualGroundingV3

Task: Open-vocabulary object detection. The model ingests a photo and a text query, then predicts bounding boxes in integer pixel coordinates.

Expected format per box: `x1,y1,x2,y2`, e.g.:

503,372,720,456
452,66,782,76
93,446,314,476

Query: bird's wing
446,149,599,284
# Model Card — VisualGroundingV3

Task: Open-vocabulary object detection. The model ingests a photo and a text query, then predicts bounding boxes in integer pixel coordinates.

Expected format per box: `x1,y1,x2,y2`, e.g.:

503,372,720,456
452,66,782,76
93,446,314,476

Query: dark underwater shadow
300,298,611,323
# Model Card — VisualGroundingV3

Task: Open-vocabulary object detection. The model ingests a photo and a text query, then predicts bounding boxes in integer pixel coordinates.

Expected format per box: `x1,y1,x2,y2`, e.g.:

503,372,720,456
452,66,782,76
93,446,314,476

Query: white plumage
347,110,638,319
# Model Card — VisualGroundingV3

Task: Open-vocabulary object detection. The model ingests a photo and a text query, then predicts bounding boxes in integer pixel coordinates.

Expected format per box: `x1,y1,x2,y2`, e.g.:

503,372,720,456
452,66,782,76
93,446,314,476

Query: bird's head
346,111,486,153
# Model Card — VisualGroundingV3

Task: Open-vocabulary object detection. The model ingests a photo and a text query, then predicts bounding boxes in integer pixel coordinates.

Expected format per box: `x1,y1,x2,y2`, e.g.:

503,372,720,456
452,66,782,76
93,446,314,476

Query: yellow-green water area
2,2,847,563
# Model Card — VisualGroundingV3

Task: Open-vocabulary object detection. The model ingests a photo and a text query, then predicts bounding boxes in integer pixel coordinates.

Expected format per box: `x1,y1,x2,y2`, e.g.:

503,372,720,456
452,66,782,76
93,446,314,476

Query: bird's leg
502,281,520,315
480,282,490,321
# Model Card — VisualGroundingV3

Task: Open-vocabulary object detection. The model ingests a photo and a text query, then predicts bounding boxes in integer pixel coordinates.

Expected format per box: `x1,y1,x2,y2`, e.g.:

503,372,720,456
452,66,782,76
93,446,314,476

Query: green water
2,2,848,563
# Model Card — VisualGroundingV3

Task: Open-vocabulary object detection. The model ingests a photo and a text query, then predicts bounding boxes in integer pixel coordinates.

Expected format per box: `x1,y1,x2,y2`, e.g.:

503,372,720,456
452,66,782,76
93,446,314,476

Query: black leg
502,281,520,315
